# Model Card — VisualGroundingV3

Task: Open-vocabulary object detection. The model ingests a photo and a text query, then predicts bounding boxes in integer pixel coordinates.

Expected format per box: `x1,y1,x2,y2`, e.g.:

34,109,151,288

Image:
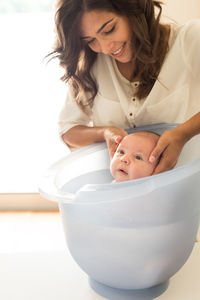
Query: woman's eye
86,38,96,45
104,25,115,35
135,155,142,160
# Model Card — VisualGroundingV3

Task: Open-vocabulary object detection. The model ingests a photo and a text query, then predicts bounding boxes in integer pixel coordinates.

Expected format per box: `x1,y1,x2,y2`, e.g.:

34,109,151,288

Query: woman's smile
111,42,126,58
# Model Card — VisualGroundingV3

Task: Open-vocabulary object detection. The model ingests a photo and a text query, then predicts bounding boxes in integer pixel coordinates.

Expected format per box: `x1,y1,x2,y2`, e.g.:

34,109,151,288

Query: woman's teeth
112,44,124,55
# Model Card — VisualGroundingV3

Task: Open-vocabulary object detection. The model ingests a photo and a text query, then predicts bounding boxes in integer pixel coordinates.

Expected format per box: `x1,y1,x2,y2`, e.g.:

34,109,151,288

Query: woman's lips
111,43,126,58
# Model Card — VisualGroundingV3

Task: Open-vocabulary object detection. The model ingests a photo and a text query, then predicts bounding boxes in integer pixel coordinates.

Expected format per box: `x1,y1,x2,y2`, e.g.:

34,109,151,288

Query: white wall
0,12,68,193
162,0,200,23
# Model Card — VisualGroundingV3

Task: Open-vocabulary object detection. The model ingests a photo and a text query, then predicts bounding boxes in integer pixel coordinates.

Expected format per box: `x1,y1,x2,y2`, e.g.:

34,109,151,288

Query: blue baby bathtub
39,124,200,300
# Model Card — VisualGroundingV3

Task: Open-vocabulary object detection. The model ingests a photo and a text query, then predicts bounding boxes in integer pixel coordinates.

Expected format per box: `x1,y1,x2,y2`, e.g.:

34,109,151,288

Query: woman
52,0,200,174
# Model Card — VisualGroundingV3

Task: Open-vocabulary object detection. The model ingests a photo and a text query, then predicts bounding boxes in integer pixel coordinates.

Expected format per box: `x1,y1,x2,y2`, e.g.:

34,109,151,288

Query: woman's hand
104,127,128,158
149,127,189,175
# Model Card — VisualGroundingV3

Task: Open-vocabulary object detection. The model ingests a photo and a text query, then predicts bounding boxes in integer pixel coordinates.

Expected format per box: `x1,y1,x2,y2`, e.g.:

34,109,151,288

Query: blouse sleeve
58,84,93,137
181,20,200,80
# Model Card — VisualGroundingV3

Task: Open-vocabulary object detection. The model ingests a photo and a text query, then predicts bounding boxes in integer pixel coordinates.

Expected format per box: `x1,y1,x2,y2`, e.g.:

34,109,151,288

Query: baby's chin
114,177,130,183
114,173,152,182
113,175,128,183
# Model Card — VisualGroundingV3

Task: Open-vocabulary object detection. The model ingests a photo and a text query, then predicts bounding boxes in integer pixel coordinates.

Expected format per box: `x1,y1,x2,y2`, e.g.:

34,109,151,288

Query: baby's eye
118,149,124,155
135,155,142,160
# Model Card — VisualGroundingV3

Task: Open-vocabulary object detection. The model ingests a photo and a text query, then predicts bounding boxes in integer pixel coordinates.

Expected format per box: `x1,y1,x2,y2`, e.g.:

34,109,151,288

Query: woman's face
80,10,133,63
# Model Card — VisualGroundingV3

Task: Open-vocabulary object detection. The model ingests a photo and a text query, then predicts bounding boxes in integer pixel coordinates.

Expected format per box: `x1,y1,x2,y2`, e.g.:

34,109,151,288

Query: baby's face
110,132,159,182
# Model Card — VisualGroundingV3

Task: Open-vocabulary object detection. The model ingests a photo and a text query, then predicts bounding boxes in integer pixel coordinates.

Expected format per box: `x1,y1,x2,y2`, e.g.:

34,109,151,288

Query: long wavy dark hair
51,0,168,105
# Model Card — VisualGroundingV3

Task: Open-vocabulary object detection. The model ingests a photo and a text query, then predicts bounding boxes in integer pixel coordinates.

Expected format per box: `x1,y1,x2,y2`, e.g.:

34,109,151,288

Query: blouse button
129,112,133,116
132,97,136,102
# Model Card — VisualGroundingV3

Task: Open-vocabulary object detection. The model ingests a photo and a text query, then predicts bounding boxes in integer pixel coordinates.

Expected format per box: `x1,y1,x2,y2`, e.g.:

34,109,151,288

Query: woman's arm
176,111,200,139
62,125,128,157
149,112,200,174
62,125,106,148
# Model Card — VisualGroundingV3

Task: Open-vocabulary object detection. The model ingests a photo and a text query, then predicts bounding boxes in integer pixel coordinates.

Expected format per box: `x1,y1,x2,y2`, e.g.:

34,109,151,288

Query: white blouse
58,19,200,136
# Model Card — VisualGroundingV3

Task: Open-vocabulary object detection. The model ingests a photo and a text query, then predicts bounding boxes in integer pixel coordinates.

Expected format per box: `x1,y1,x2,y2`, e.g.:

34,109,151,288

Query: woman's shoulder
172,19,200,77
177,19,200,42
182,19,200,31
169,19,200,59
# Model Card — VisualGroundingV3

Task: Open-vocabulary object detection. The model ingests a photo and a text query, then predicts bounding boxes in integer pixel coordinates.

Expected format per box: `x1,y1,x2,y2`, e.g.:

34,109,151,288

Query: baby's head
110,131,160,182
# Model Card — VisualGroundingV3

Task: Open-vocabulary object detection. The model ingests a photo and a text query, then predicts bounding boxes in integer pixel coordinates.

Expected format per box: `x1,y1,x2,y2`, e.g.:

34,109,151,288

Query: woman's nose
99,40,114,55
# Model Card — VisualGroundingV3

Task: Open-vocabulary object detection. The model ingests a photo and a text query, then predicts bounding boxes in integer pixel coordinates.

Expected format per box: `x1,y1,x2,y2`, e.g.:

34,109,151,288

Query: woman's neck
116,60,136,82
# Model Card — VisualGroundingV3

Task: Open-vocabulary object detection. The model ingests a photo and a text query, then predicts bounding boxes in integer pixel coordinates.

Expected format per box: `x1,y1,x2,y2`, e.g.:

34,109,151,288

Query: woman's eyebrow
81,18,114,39
96,18,114,33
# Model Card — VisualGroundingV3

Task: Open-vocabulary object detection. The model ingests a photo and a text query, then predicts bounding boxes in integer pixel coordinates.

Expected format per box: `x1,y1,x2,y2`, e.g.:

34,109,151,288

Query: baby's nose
121,154,130,164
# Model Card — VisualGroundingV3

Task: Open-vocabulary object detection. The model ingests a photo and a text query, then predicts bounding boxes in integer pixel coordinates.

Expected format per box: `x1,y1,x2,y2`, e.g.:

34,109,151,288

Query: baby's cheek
140,163,154,176
148,163,156,174
110,160,117,176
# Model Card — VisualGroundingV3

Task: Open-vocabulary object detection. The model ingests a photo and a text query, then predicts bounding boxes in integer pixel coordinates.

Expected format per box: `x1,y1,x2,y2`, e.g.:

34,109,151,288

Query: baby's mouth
118,168,128,175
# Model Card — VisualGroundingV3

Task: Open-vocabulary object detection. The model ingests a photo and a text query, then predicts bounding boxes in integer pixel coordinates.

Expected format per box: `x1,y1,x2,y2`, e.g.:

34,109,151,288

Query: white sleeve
181,20,200,80
58,85,93,137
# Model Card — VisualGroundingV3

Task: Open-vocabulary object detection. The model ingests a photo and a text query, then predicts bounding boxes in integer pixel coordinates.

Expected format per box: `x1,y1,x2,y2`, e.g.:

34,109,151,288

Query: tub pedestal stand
89,278,169,300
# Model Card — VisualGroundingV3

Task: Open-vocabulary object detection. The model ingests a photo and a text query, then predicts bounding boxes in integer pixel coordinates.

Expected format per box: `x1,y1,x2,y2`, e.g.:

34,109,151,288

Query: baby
110,131,160,182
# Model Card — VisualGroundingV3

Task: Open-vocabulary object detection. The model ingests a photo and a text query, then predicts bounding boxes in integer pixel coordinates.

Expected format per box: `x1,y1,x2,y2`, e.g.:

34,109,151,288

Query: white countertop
0,244,200,300
0,212,199,300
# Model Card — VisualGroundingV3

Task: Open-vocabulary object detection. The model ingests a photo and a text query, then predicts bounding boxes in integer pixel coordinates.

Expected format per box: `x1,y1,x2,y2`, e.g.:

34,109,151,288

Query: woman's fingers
114,135,123,144
149,129,186,175
109,143,118,158
109,134,124,158
152,150,177,174
104,127,128,158
149,130,171,163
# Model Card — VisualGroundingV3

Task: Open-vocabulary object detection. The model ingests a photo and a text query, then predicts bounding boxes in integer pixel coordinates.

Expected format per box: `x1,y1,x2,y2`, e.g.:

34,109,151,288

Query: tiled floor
0,211,66,253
